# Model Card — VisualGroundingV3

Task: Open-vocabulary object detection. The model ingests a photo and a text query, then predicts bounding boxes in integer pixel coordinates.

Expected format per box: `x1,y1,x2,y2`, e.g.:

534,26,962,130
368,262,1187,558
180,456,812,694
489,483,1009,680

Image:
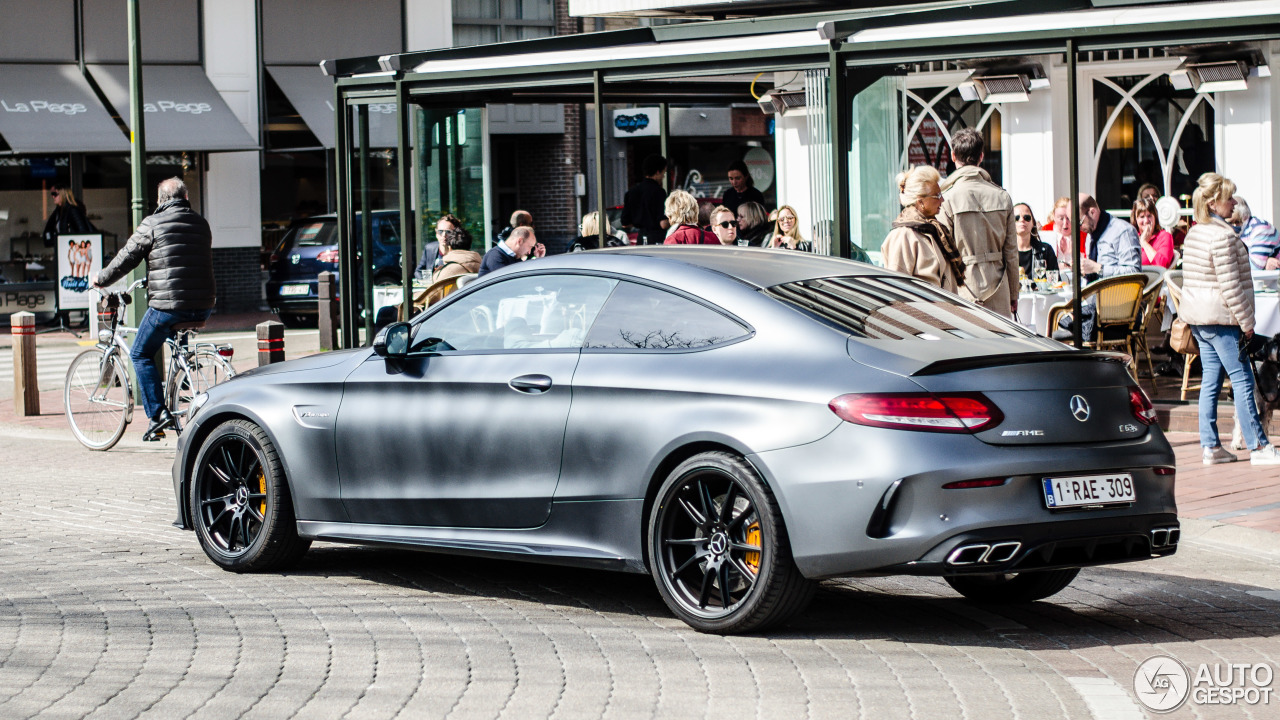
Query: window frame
405,268,755,357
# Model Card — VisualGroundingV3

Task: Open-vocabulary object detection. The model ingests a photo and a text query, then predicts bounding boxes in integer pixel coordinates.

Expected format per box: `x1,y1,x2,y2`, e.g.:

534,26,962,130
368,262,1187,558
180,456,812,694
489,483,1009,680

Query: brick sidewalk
1168,430,1280,533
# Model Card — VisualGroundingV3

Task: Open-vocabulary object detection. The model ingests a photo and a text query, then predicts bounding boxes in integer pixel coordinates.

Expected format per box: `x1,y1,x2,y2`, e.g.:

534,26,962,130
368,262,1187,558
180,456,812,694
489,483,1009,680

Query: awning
267,65,398,149
88,64,257,152
0,64,127,153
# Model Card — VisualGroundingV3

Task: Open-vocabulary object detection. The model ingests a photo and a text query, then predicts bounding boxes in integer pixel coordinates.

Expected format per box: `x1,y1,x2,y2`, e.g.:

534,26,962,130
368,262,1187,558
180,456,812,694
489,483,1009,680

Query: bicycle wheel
168,349,236,422
64,348,132,451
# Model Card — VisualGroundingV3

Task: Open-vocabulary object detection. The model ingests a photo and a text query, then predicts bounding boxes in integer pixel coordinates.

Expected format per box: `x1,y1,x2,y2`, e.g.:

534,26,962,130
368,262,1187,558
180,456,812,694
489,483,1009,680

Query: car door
335,272,618,529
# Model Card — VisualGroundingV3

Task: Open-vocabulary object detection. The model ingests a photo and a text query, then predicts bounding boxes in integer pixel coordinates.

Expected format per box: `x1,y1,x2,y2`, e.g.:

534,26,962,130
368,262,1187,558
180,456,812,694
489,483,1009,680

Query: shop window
1092,73,1215,212
901,86,1002,185
415,107,487,249
453,0,555,47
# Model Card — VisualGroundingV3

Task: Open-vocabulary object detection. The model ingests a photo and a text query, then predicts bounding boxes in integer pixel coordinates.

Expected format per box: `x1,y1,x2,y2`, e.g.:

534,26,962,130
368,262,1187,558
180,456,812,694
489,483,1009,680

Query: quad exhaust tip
1150,526,1180,549
946,541,1022,566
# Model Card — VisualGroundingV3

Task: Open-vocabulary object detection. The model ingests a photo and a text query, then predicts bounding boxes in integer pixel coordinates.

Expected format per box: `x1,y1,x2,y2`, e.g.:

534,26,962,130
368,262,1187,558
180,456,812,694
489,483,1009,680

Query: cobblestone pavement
2,430,1279,719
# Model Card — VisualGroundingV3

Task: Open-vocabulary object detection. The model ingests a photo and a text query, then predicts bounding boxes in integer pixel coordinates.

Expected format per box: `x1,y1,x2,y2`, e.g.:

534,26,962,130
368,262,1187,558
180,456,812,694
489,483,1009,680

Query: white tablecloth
1016,289,1071,336
1256,292,1280,337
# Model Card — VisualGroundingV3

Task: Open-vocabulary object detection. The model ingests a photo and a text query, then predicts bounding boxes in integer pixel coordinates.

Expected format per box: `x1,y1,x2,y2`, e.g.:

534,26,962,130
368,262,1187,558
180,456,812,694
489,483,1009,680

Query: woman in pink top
1131,196,1174,267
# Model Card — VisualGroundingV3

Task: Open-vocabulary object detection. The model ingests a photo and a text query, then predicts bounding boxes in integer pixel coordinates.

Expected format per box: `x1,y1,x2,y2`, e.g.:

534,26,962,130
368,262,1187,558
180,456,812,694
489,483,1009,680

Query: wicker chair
1046,273,1149,373
1163,269,1206,402
400,274,466,320
1129,271,1167,387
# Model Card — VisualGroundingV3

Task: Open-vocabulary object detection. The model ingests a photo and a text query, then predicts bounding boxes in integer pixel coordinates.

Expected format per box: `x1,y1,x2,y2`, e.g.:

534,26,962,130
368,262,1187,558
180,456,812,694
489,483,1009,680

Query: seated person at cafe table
1014,202,1058,279
1232,195,1280,270
430,229,481,283
1053,194,1141,341
478,226,544,277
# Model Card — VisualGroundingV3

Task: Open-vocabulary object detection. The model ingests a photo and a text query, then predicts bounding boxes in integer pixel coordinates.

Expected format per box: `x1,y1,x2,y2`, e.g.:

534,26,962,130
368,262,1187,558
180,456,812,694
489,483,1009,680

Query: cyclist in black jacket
95,177,216,441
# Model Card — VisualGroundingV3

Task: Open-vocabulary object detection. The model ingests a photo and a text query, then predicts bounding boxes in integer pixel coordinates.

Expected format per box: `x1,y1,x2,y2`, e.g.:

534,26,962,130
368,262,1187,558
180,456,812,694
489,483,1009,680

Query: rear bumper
749,423,1177,579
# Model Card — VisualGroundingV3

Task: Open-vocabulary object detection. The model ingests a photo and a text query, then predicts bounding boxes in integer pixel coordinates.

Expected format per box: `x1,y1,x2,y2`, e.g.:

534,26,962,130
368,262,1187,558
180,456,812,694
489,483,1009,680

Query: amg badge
1002,430,1045,437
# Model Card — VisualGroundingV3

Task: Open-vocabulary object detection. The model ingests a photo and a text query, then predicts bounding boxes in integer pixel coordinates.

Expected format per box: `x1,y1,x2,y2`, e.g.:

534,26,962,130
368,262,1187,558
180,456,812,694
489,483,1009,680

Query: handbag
1170,319,1199,355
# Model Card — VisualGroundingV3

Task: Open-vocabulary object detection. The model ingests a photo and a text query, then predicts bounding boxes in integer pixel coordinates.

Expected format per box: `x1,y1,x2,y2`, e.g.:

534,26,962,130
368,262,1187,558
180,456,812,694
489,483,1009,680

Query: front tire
190,419,310,572
945,568,1080,603
649,451,813,634
64,348,131,451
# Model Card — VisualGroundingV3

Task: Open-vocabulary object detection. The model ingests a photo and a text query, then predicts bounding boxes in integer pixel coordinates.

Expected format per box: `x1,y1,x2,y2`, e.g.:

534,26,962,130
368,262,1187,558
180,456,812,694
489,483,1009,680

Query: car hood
233,347,368,379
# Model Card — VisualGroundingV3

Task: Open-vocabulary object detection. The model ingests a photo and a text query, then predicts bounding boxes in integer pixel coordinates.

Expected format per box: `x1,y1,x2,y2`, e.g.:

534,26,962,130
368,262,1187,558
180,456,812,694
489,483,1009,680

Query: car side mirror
373,321,411,358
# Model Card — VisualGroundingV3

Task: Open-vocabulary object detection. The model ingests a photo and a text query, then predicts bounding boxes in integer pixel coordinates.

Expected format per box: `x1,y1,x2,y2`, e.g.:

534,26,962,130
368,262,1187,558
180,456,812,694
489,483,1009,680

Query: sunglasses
50,191,60,198
1015,214,1033,222
717,220,738,229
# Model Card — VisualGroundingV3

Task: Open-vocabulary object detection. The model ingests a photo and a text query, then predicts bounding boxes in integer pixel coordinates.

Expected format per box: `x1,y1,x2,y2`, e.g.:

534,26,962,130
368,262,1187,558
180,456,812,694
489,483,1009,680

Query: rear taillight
1129,386,1157,426
1154,467,1176,476
829,393,1003,434
268,252,279,265
217,345,234,358
316,249,340,264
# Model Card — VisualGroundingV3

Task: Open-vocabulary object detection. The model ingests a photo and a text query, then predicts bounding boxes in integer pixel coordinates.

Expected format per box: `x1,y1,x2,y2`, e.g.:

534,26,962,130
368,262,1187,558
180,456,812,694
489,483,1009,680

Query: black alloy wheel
190,419,310,572
649,452,813,634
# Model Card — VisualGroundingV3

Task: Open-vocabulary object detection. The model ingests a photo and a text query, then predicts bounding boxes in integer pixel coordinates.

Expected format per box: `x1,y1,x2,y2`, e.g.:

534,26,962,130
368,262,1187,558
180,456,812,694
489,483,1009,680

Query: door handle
509,374,553,393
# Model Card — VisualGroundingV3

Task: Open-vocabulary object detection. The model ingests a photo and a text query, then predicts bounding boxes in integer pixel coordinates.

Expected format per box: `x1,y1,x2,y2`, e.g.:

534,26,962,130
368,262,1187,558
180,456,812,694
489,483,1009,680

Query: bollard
10,311,39,417
317,271,339,352
256,320,285,366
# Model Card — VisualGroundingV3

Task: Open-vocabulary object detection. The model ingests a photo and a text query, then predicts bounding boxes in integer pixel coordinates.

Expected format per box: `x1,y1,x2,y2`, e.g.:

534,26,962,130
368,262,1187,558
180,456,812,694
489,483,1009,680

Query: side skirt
296,498,647,574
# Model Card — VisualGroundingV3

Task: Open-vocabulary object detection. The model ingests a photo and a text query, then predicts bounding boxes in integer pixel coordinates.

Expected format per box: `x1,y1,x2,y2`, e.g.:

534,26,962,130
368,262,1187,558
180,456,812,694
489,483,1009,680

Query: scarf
893,205,966,285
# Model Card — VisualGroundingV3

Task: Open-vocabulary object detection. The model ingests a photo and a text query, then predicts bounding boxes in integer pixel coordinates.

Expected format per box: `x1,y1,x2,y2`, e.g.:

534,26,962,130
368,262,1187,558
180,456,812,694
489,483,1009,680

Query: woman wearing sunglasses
1014,203,1058,278
765,205,812,252
42,185,93,247
882,165,964,293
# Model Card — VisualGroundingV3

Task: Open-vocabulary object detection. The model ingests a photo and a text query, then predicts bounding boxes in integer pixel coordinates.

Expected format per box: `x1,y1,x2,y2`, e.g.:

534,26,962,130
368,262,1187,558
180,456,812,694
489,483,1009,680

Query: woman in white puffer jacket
1180,172,1280,465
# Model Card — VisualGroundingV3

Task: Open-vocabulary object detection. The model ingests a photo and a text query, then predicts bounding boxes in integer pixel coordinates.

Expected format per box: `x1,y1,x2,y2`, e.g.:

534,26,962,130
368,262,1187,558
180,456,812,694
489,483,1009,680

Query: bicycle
64,278,238,450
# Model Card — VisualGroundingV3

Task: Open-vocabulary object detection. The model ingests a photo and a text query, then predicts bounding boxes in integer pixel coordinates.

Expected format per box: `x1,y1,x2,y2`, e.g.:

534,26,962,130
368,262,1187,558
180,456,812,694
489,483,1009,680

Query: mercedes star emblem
1070,395,1090,422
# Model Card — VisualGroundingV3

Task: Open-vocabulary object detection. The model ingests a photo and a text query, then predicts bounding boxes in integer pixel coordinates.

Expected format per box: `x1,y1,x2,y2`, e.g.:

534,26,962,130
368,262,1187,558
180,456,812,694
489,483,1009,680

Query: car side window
378,216,400,246
583,281,748,350
410,274,618,353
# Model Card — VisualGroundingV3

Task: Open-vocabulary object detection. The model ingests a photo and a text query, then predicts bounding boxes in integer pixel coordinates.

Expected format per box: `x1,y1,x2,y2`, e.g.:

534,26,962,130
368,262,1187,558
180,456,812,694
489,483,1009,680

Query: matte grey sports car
173,247,1177,634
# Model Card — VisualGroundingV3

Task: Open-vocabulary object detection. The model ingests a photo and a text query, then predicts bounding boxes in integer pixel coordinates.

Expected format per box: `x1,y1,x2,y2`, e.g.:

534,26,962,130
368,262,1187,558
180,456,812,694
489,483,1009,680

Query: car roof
589,245,885,288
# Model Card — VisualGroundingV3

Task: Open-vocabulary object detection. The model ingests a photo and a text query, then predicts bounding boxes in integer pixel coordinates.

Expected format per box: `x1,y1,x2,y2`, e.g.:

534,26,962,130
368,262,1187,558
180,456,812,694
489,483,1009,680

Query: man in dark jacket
478,226,543,277
621,154,669,244
95,177,215,441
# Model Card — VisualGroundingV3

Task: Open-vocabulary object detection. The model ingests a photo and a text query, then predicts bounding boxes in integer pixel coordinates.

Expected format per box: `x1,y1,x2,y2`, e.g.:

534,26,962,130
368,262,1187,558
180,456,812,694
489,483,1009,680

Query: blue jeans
132,307,212,420
1193,324,1268,450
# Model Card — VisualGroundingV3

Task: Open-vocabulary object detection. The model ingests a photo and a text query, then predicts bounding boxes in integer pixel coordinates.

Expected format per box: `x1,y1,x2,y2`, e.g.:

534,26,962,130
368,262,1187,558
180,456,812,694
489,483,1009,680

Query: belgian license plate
280,284,309,296
1042,473,1136,508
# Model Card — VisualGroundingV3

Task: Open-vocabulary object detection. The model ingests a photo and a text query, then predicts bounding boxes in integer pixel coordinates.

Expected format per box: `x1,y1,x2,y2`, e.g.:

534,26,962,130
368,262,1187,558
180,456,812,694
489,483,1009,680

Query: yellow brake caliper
257,472,267,515
745,522,761,574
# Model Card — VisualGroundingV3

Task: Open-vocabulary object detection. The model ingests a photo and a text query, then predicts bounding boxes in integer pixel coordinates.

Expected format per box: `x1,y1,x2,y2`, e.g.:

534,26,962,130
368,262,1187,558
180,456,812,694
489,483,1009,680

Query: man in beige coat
937,128,1018,317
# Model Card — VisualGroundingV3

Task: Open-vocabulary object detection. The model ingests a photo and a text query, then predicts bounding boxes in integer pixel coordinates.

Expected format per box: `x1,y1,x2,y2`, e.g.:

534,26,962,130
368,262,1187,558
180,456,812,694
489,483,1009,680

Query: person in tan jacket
431,229,482,283
882,165,965,294
937,128,1018,317
1180,172,1280,466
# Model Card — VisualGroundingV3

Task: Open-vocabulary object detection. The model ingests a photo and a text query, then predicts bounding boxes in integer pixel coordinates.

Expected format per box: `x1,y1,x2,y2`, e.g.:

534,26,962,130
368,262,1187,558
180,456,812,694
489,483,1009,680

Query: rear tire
167,349,237,424
190,419,310,572
649,451,813,634
64,348,131,451
945,568,1080,603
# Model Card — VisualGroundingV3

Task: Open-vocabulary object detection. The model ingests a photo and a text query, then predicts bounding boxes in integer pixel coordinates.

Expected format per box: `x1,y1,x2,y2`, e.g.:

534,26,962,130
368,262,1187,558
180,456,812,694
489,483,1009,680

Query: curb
1177,516,1280,560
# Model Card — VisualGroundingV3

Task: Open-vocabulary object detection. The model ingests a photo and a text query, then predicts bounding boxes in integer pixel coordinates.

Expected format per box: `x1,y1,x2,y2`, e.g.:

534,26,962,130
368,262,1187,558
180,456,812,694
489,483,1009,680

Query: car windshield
767,275,1035,342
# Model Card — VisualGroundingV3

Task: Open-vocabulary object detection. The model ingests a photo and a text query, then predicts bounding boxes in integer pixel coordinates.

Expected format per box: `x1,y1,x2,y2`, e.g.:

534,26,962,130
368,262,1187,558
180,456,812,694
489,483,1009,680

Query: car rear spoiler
911,350,1130,376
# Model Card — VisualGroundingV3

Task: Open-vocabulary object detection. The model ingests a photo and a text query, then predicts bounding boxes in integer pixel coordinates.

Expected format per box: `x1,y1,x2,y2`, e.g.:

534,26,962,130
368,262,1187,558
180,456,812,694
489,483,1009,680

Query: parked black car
266,212,404,328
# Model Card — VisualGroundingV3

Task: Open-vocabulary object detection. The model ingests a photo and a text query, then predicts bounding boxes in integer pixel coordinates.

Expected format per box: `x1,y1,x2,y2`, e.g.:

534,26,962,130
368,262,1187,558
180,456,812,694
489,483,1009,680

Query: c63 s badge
1119,424,1139,433
1002,430,1045,437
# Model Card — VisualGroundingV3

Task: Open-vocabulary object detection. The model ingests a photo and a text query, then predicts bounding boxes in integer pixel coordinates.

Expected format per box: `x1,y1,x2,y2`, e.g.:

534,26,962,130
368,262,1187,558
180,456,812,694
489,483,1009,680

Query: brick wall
509,0,584,248
211,247,264,314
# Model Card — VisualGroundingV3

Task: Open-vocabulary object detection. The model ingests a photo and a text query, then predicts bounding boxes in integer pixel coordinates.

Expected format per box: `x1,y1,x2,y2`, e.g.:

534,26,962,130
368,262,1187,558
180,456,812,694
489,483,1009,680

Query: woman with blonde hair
1181,172,1280,465
663,190,717,244
570,211,619,251
766,205,812,252
43,184,92,245
882,166,965,293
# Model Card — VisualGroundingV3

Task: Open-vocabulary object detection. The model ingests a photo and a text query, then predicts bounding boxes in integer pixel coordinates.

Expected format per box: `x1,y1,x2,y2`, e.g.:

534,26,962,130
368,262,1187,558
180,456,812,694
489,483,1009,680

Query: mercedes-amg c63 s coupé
173,246,1177,634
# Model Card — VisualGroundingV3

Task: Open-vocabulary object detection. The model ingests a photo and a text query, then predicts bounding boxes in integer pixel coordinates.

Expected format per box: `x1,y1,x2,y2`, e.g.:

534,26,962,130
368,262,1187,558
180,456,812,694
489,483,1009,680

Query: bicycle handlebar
89,277,147,302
